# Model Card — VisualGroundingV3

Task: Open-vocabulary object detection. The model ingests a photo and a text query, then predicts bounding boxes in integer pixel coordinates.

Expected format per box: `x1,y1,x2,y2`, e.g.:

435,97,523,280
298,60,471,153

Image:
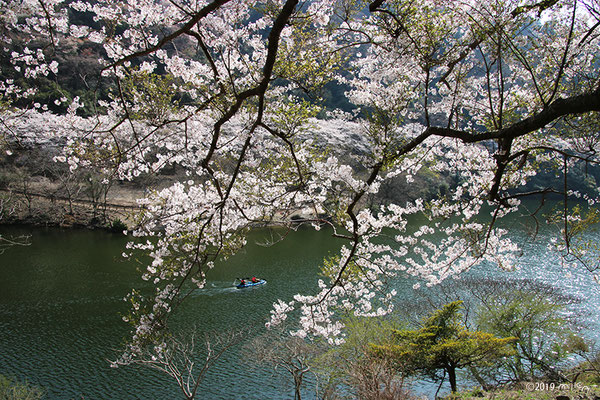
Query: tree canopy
1,0,599,367
370,301,516,393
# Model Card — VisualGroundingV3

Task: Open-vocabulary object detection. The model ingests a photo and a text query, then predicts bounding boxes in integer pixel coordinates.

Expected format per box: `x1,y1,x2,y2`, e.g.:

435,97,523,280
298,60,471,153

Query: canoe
236,279,266,289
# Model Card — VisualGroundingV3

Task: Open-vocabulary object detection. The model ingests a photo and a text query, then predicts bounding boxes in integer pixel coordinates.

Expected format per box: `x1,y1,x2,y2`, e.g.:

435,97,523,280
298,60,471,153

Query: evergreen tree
371,301,516,393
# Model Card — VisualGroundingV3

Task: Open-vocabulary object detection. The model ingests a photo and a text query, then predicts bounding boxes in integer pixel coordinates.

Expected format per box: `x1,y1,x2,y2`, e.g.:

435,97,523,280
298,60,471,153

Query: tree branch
106,0,233,70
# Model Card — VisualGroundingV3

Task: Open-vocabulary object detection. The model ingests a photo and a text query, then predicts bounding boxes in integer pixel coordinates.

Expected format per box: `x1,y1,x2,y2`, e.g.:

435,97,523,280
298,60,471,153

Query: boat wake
190,281,246,296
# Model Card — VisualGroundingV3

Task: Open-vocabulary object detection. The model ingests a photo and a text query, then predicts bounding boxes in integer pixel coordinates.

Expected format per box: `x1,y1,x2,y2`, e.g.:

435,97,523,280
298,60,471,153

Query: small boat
236,278,267,289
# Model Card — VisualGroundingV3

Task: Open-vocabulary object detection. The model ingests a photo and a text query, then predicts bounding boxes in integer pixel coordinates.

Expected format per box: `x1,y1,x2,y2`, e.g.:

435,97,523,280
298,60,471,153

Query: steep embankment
0,114,456,230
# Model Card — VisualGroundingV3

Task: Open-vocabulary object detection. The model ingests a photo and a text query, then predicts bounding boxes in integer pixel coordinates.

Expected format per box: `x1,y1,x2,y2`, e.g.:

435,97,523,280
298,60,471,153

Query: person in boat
240,279,245,285
251,277,257,283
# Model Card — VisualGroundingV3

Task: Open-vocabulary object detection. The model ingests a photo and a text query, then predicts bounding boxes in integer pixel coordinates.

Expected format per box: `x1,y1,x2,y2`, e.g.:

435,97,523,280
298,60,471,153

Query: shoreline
0,189,141,230
0,189,326,232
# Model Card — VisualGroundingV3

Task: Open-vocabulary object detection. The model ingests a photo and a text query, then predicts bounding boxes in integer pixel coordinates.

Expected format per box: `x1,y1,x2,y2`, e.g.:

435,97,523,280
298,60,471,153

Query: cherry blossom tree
1,0,599,370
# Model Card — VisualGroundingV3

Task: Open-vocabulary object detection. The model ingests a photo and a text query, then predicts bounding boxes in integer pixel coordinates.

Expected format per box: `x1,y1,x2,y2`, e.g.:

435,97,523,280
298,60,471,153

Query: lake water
0,225,344,399
1,214,599,399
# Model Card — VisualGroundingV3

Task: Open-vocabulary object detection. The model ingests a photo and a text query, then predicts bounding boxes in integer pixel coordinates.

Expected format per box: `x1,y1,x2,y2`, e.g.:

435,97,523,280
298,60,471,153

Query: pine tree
371,301,516,393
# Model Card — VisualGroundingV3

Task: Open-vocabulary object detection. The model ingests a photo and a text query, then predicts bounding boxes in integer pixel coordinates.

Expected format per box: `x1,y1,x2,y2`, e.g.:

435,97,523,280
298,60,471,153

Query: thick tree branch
201,0,298,169
106,0,232,70
392,87,600,159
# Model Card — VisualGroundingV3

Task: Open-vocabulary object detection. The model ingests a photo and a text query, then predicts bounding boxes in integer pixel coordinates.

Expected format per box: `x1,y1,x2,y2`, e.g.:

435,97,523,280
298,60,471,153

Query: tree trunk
294,373,302,400
447,366,457,393
469,366,490,391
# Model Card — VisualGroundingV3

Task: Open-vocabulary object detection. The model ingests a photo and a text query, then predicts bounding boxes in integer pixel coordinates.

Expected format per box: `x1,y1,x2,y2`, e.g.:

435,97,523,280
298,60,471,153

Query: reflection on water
0,215,599,399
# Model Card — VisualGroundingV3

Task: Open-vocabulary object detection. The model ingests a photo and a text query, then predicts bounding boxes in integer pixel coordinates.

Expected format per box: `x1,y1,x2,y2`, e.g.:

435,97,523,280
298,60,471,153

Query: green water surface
1,216,599,399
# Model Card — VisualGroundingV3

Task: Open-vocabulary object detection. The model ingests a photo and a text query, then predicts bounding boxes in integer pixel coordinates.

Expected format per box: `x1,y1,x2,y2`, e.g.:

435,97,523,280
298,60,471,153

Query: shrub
109,218,128,233
0,375,44,400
